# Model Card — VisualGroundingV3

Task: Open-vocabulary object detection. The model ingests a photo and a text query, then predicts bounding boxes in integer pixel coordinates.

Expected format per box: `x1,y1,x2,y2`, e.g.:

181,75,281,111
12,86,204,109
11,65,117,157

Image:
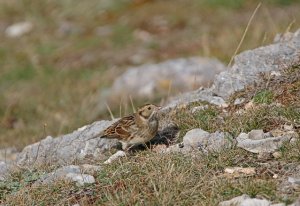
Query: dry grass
1,145,300,205
1,2,300,204
1,64,300,206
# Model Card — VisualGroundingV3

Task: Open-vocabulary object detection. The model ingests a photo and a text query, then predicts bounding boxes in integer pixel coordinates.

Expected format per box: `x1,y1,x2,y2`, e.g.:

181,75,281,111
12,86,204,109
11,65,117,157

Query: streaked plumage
101,104,161,150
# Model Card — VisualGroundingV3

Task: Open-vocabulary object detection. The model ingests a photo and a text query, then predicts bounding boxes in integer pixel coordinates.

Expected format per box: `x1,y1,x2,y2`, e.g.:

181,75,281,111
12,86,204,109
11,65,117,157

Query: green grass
253,90,274,104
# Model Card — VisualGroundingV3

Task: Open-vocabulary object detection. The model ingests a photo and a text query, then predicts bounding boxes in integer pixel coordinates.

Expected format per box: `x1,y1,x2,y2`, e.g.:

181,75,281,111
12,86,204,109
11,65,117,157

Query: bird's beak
157,106,162,110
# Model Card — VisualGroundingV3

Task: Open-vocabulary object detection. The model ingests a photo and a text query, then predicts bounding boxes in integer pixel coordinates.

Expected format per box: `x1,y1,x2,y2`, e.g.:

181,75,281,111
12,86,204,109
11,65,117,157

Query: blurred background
0,0,299,150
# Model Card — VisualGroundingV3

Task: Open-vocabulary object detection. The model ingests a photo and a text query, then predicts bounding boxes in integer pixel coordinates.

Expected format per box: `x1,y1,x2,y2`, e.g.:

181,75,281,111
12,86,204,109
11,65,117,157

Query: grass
253,90,274,104
1,145,299,205
0,1,300,204
1,0,300,149
1,64,299,205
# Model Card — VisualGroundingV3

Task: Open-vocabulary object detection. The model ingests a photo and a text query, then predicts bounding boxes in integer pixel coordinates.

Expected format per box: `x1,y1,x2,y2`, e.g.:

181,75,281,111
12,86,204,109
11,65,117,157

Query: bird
100,104,161,151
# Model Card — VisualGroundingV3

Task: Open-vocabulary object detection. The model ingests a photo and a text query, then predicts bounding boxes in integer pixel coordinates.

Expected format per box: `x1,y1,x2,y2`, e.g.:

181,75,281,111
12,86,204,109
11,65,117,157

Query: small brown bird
101,104,161,150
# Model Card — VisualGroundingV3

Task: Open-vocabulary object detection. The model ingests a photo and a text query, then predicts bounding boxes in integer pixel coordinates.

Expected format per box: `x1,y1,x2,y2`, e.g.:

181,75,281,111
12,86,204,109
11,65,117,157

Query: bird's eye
148,107,151,110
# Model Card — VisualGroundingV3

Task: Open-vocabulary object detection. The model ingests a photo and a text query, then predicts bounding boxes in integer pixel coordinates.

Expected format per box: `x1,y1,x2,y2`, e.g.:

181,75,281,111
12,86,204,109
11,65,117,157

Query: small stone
273,174,279,179
35,164,100,186
183,129,234,153
272,152,282,159
104,151,126,164
183,129,210,149
66,173,95,186
191,105,209,114
218,194,271,206
234,98,245,105
270,71,281,77
209,97,228,108
244,101,255,110
235,109,246,115
5,21,33,38
224,167,256,177
237,129,293,154
288,177,300,186
284,124,294,131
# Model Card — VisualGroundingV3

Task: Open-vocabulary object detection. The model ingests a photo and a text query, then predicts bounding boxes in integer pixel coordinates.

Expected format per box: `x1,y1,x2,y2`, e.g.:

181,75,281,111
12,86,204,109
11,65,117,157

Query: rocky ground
0,28,299,205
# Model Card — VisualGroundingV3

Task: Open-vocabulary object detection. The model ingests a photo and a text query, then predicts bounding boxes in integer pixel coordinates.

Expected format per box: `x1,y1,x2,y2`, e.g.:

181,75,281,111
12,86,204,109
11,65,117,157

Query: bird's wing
102,115,136,140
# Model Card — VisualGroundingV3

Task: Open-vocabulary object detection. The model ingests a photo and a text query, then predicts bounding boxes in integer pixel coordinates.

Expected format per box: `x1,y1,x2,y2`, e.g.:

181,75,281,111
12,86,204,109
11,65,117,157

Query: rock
5,21,33,38
278,165,300,196
104,151,126,164
182,129,234,153
183,129,210,148
161,143,185,154
213,29,300,99
224,167,256,177
66,173,95,186
0,161,10,181
270,71,281,77
191,105,209,114
35,164,100,186
100,57,227,111
234,98,245,105
284,124,294,131
288,177,300,186
165,88,228,112
248,130,265,140
164,29,300,112
236,129,298,153
17,120,118,166
272,151,282,159
219,194,286,206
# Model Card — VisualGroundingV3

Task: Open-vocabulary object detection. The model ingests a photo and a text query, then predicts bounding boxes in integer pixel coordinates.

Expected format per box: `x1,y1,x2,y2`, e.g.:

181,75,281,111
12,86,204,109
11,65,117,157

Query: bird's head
137,104,162,120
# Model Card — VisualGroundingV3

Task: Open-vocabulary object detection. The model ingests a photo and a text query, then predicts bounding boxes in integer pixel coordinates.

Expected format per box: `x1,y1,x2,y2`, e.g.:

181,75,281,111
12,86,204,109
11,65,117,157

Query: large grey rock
16,120,118,166
163,29,300,112
236,129,298,153
213,29,300,99
100,57,227,111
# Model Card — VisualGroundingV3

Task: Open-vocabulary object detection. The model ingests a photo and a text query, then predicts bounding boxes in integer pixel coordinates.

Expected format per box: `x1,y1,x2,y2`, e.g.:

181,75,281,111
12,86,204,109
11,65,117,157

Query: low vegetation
1,64,299,205
1,1,300,205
